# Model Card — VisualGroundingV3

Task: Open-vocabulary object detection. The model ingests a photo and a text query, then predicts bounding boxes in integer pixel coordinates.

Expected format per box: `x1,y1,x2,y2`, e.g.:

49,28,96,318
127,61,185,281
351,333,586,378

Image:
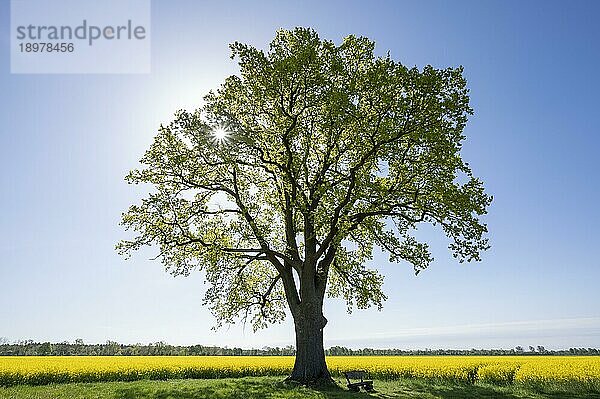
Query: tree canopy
118,27,491,333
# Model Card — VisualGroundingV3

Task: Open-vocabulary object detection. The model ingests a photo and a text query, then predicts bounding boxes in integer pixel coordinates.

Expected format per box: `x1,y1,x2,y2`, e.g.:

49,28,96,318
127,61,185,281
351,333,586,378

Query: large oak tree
118,27,491,384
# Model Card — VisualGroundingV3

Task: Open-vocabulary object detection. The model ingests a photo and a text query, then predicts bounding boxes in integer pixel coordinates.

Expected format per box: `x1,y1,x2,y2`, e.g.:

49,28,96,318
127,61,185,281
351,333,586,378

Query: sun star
212,127,229,143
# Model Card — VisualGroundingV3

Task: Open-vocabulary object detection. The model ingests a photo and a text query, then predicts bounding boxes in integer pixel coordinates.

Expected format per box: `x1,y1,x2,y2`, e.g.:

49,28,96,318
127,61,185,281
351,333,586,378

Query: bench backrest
344,370,367,381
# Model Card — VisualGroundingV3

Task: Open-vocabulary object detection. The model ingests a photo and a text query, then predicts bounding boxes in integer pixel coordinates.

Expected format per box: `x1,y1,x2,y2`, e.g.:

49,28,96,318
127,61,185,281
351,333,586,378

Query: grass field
1,356,599,398
2,376,600,399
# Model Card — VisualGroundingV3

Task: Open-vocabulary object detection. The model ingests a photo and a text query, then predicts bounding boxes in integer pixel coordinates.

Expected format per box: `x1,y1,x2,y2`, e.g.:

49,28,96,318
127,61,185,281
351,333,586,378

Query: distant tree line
0,339,295,356
0,338,598,356
325,345,600,356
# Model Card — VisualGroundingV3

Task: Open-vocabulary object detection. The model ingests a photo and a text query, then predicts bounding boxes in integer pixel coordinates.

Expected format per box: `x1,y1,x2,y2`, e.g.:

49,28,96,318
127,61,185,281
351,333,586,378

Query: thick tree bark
288,301,332,384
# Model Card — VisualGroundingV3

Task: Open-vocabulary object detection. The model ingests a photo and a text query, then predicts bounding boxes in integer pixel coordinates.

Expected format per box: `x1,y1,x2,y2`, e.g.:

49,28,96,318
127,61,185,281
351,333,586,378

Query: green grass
0,376,598,399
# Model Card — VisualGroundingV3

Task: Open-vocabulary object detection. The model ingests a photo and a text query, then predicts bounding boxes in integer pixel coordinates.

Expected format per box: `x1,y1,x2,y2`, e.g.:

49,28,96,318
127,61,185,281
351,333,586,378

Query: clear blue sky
1,0,599,350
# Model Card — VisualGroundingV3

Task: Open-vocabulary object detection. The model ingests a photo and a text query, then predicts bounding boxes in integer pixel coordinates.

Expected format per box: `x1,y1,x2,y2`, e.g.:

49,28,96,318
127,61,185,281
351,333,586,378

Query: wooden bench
343,370,374,392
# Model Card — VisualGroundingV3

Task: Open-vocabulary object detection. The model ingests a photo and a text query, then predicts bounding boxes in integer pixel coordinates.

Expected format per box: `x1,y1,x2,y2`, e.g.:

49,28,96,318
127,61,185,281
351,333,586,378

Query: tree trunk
288,301,333,385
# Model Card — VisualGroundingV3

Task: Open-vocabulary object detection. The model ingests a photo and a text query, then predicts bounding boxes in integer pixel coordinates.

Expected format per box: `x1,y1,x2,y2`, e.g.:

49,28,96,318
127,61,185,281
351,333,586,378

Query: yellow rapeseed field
1,356,599,388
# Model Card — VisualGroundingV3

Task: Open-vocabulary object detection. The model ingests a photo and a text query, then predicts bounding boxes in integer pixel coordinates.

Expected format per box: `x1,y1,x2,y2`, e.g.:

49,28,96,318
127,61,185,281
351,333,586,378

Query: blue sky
1,0,599,350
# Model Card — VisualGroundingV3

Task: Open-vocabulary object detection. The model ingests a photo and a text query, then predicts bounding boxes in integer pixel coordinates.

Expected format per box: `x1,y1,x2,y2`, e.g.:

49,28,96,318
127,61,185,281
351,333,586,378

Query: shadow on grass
112,377,600,399
113,378,352,399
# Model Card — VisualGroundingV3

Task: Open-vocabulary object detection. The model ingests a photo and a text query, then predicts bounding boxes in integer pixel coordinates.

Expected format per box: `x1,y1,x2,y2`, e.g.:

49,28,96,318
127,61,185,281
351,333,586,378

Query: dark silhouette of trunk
287,297,332,384
284,215,335,385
